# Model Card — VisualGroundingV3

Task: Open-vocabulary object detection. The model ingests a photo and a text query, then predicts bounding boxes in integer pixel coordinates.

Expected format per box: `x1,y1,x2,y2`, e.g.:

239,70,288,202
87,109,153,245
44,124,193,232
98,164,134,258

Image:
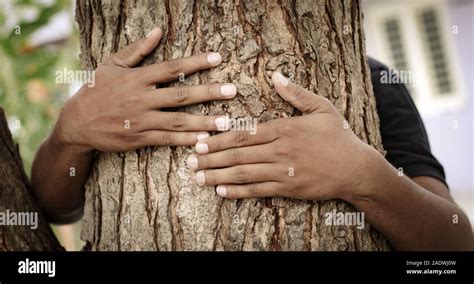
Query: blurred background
363,0,473,233
0,0,472,250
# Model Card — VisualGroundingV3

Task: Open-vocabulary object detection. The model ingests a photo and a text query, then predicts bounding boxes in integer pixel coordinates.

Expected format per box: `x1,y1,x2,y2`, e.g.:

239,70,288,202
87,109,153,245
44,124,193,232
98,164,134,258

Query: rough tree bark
76,0,390,251
0,108,63,251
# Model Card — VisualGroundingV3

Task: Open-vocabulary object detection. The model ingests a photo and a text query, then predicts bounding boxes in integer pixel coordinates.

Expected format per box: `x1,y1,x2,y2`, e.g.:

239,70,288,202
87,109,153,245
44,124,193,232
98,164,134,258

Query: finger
105,27,163,68
272,72,332,114
194,164,278,186
215,182,281,199
194,120,279,154
140,112,227,132
187,144,274,171
137,52,222,84
136,130,210,147
149,83,237,109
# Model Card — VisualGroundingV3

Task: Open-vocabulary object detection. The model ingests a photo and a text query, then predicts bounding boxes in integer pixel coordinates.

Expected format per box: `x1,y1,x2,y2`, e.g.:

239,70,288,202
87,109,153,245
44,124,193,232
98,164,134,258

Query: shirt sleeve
46,206,84,225
369,58,448,188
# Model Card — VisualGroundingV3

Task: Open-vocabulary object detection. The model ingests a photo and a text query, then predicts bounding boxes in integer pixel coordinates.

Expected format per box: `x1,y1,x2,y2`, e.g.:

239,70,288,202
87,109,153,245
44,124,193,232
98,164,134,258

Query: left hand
186,72,375,200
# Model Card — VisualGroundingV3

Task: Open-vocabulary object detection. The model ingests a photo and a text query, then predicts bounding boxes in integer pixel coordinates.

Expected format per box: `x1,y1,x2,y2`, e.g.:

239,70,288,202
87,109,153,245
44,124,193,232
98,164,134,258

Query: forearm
29,31,230,223
344,146,473,250
31,129,93,223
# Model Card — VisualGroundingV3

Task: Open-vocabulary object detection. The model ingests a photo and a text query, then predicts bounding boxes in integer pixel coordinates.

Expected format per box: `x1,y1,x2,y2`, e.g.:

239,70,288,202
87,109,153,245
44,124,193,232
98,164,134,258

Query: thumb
105,27,163,68
271,72,330,114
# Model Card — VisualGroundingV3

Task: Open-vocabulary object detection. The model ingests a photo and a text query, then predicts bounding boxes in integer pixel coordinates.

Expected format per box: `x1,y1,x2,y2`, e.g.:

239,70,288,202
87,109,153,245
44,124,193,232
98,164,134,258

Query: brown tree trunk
76,0,390,251
0,108,63,251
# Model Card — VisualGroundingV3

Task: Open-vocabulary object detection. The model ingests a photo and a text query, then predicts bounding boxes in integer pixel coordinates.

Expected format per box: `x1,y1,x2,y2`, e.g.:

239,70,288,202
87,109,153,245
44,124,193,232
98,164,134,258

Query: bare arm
31,132,92,223
345,149,473,250
187,72,473,250
32,28,236,223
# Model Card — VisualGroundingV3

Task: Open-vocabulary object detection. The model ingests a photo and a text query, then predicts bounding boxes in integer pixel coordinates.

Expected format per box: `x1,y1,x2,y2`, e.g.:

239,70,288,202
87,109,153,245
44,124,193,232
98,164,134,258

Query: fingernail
216,185,227,197
197,132,210,141
215,116,229,131
146,27,160,38
195,171,205,186
220,84,237,97
207,52,222,65
187,155,198,170
275,72,289,86
196,142,209,154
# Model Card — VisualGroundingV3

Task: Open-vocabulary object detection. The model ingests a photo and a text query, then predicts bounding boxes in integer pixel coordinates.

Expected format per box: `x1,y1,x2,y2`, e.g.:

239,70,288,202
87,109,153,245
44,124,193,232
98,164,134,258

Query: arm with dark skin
32,28,473,250
188,72,474,251
31,28,237,222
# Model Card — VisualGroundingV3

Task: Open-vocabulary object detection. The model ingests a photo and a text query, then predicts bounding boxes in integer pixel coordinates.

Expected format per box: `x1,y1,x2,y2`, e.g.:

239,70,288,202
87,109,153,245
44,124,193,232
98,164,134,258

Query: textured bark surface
76,0,390,251
0,108,63,251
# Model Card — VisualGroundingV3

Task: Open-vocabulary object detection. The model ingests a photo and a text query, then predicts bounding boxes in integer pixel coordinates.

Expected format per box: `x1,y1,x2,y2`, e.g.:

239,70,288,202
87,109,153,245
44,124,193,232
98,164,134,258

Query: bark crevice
77,0,390,251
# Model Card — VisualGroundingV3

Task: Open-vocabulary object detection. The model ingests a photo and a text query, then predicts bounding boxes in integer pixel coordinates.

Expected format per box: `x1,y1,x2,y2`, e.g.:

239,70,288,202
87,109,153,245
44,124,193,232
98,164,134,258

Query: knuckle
273,184,284,198
230,149,242,165
272,140,293,159
124,133,140,148
133,115,146,131
275,147,290,158
235,167,249,183
201,116,214,130
291,85,305,101
287,184,301,198
172,113,185,129
135,43,148,60
311,96,331,112
166,59,183,76
154,115,166,130
200,155,211,169
234,131,250,146
111,56,127,68
252,148,264,161
173,88,189,104
206,139,218,152
247,184,260,197
160,132,173,145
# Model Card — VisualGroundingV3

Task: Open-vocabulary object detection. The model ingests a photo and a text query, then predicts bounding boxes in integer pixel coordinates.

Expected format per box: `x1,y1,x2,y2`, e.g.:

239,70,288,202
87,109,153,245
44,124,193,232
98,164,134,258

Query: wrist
47,129,93,158
338,142,381,203
49,110,93,155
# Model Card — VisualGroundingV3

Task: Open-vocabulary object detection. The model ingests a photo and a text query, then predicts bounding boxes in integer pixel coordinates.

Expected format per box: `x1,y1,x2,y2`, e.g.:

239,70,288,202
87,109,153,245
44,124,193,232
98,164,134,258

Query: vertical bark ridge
77,0,390,251
0,108,63,251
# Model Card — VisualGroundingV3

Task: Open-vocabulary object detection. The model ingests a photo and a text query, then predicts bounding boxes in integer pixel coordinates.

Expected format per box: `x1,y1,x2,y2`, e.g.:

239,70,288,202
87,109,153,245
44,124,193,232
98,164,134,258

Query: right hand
53,27,236,153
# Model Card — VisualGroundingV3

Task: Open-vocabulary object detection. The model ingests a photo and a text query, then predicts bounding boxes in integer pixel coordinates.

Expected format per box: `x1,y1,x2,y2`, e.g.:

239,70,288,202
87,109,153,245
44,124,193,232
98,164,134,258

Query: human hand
53,27,236,153
187,72,374,201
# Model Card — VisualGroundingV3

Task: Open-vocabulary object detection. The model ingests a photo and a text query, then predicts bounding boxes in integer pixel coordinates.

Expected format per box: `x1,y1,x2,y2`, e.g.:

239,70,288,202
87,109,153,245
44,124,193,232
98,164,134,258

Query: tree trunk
76,0,390,251
0,108,63,251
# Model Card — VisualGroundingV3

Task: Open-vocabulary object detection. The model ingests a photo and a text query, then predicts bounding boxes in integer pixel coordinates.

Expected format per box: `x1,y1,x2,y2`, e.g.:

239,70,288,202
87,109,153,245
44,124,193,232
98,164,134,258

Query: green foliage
0,0,79,175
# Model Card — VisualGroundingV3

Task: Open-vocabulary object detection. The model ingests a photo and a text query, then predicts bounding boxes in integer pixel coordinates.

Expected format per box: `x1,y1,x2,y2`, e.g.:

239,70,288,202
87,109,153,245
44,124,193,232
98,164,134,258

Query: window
383,17,414,95
363,0,465,116
384,18,409,73
418,8,452,95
